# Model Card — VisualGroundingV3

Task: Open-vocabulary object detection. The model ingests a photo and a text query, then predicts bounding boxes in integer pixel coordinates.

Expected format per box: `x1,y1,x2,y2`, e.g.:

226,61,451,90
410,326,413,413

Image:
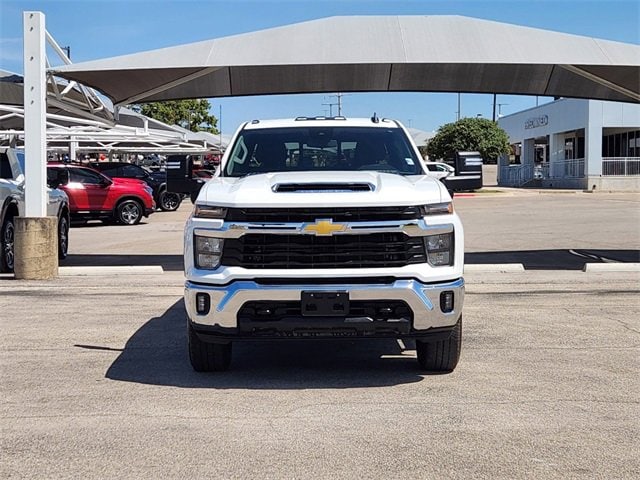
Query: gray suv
0,148,70,273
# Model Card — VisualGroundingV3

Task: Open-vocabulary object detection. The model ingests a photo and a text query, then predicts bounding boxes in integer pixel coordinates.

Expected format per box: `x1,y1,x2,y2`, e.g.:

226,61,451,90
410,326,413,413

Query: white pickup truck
0,147,70,273
184,117,464,372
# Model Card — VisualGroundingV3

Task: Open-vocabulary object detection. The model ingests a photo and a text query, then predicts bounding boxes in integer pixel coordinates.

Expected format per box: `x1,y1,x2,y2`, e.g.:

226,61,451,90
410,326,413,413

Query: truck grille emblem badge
302,219,347,236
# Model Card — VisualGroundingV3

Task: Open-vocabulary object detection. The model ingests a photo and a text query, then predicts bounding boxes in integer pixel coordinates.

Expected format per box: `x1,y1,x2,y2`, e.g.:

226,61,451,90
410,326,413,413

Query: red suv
47,164,155,225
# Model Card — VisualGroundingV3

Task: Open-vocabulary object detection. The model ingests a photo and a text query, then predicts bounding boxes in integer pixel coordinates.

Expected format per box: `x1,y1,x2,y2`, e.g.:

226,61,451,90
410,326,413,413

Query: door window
121,164,146,178
69,168,106,185
0,153,13,179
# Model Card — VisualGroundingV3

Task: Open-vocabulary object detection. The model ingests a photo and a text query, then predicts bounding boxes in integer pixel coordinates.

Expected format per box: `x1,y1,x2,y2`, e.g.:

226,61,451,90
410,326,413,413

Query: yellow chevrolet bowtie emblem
303,219,347,236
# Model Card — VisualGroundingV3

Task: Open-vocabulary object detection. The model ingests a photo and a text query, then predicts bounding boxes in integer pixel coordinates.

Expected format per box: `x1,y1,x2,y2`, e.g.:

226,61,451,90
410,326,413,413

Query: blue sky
1,0,638,135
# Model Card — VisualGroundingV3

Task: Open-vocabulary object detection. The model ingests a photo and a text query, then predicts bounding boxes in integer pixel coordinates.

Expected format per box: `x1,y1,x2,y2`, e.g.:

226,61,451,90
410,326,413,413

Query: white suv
425,161,455,180
0,148,70,273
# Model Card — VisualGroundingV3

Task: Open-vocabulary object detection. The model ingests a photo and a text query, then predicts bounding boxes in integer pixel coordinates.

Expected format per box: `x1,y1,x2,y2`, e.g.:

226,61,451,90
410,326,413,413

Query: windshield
223,126,423,177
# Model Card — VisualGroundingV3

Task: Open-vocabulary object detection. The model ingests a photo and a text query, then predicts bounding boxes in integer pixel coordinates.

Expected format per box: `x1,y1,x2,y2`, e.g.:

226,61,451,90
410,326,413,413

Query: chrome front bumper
185,277,464,332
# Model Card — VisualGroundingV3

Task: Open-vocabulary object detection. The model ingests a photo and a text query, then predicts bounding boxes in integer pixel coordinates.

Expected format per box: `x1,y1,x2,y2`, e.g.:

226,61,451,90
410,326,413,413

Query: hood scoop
273,182,374,193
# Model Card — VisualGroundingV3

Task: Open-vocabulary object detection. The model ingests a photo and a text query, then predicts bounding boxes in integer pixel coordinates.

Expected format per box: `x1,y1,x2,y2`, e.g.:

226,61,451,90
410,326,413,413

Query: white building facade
498,99,640,191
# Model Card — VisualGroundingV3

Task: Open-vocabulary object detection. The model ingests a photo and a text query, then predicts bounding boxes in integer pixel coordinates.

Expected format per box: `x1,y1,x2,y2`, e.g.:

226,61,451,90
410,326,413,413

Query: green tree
426,117,510,162
132,99,219,134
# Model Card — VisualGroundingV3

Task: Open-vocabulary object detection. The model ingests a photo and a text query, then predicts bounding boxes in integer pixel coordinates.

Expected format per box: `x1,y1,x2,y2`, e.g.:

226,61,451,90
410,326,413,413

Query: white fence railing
550,158,585,178
499,164,533,187
602,157,640,176
500,158,586,186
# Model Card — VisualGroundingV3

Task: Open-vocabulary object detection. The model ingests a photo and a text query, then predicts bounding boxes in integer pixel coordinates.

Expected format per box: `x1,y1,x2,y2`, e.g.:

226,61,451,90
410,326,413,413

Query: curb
58,266,165,276
583,263,640,273
464,264,525,273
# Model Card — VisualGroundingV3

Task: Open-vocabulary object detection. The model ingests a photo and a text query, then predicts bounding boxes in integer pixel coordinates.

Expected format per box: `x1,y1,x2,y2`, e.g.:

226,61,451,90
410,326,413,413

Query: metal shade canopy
1,69,114,124
51,15,640,106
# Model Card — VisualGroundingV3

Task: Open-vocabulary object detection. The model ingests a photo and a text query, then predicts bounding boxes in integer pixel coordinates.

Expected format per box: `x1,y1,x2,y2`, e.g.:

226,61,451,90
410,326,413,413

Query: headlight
424,232,454,267
194,204,227,219
420,202,453,216
195,235,224,269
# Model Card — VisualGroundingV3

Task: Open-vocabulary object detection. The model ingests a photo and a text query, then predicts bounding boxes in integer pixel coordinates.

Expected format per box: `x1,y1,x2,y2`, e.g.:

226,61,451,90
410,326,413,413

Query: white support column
549,133,561,177
23,11,47,217
17,11,57,280
522,138,535,166
69,140,78,161
585,101,603,177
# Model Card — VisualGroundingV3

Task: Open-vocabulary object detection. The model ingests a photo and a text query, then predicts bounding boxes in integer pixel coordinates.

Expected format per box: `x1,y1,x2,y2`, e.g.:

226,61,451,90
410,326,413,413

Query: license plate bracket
301,291,349,316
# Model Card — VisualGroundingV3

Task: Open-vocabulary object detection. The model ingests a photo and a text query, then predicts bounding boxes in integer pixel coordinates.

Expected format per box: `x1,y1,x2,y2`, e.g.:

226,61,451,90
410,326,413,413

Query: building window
602,130,640,157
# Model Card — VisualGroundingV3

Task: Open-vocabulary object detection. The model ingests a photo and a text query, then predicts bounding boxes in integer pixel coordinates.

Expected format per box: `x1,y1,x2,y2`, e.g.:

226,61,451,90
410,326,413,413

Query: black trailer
166,154,211,203
443,151,483,192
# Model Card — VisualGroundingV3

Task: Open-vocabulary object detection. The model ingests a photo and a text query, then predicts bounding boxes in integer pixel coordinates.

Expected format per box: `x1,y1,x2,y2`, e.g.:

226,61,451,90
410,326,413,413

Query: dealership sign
525,115,549,129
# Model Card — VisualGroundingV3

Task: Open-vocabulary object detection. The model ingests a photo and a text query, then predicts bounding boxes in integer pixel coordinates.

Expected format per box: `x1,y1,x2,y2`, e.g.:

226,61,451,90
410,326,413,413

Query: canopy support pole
23,11,47,217
18,11,58,279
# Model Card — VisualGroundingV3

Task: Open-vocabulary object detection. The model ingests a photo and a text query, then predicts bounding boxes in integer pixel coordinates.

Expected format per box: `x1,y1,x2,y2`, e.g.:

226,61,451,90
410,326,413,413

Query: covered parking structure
0,103,221,157
51,15,639,106
15,13,640,278
0,70,225,157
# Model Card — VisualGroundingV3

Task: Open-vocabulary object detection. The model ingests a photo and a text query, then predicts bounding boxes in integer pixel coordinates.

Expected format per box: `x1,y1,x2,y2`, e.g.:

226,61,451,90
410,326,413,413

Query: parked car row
1,149,191,274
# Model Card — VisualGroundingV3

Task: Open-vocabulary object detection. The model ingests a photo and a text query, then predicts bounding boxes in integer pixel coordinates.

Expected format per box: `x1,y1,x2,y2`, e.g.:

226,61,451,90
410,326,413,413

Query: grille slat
226,206,422,222
222,232,427,269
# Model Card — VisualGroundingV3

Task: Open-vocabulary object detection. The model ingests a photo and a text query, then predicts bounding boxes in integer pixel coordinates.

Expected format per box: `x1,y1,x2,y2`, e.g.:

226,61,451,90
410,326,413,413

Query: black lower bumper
191,320,458,344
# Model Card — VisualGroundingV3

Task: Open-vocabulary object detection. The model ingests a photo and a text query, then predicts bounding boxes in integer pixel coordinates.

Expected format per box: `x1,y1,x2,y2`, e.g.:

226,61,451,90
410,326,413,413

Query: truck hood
200,172,445,208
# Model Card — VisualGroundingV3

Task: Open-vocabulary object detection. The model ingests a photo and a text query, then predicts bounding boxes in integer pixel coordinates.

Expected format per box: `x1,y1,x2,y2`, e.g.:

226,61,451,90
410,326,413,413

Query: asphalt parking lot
1,190,639,479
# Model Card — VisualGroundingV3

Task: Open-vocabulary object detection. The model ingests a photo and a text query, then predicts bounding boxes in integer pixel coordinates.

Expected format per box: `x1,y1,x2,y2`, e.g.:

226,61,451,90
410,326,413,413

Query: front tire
116,200,143,225
159,191,182,211
1,216,15,273
416,316,462,373
58,214,69,260
188,321,232,372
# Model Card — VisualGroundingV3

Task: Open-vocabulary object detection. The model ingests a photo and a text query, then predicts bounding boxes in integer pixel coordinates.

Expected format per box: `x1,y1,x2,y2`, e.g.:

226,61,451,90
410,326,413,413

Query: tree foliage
132,99,219,134
426,117,510,161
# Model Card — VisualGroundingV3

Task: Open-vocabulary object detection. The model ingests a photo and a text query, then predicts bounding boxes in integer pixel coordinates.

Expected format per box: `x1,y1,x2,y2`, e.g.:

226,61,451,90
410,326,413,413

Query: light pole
219,104,222,152
322,93,344,117
321,101,334,117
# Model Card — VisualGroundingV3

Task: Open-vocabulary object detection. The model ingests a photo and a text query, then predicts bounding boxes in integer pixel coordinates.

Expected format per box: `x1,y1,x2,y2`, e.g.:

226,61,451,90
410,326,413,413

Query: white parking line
58,266,164,276
464,264,525,272
582,263,640,272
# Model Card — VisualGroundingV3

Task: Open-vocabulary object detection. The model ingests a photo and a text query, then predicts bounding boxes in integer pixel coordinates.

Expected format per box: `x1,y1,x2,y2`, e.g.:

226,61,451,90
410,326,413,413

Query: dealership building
497,99,640,191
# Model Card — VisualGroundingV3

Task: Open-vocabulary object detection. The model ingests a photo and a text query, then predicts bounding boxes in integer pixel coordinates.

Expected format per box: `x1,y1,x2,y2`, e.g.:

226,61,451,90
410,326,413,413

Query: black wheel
1,216,15,273
188,321,232,372
416,316,462,373
116,200,143,225
159,191,182,211
58,214,69,260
